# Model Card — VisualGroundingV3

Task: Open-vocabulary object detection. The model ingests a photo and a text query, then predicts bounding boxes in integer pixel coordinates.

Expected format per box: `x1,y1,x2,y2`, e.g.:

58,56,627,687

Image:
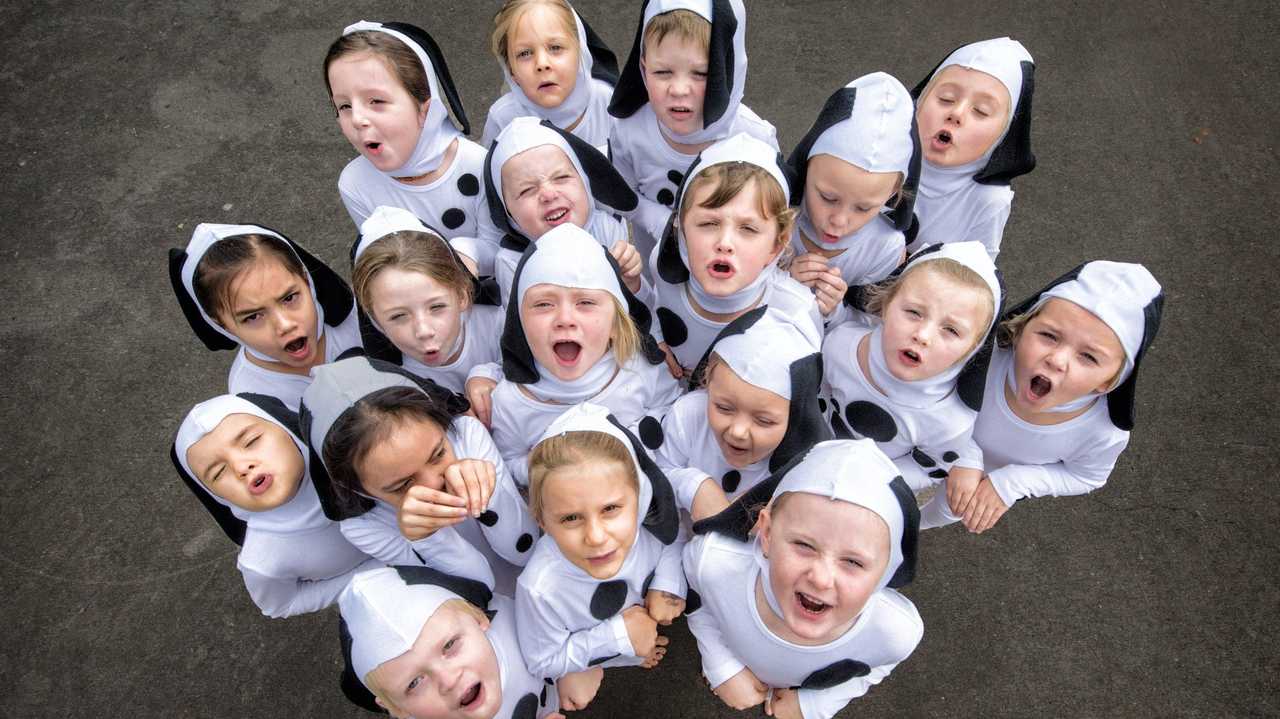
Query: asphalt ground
1,1,1276,717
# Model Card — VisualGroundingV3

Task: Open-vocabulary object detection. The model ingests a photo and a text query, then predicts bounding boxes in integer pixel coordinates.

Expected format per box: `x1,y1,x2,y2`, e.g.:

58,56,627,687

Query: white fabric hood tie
175,395,328,535
501,6,599,129
865,242,1001,409
343,21,466,178
673,133,790,315
917,37,1034,196
180,223,326,364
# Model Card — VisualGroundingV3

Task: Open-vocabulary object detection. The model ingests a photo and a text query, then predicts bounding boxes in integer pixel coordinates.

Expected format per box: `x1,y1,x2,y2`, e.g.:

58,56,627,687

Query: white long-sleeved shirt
236,518,373,619
683,533,922,719
226,310,362,411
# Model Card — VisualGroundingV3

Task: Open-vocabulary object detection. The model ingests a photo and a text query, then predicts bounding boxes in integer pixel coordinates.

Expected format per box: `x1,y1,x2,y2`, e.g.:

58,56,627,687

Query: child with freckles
607,0,779,272
919,261,1164,533
483,0,620,148
685,439,923,718
515,403,686,701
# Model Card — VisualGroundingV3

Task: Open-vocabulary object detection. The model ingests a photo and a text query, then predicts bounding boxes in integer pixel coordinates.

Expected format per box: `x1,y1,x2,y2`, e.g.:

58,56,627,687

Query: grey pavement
1,1,1276,717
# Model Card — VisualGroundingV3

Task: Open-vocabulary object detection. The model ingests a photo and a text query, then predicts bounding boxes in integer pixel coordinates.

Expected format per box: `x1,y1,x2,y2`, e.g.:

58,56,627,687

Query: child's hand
556,667,604,711
766,687,802,719
644,589,686,626
712,667,769,710
961,476,1008,534
691,478,731,522
622,604,659,657
398,485,468,541
639,634,669,669
464,377,497,428
443,458,496,518
609,240,644,294
788,252,829,286
658,342,684,379
811,266,847,317
945,466,985,516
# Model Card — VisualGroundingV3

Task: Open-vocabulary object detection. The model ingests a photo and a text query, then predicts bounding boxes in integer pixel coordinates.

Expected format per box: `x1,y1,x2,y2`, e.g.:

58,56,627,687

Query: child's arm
789,661,899,719
240,558,378,619
681,537,750,688
607,131,674,240
464,422,539,566
986,433,1128,506
514,581,640,678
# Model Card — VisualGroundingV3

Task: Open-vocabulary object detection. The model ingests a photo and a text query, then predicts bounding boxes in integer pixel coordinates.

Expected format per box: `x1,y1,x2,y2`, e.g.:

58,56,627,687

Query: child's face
1011,298,1125,412
683,178,783,296
916,65,1010,167
369,603,501,719
500,145,590,238
506,3,580,110
520,284,615,381
802,155,900,244
641,33,708,135
758,493,890,644
369,268,467,367
328,52,430,173
218,257,320,368
880,267,989,382
706,362,790,469
186,413,305,512
538,458,639,580
355,416,458,507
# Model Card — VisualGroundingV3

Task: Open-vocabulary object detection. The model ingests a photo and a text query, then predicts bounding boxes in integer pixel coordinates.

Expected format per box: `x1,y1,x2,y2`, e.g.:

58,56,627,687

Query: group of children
166,2,1166,717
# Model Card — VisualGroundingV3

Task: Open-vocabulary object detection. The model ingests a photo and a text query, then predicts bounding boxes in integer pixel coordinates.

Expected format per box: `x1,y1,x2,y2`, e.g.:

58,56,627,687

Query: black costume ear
382,22,470,135
889,111,923,231
297,402,376,521
692,448,812,540
579,12,620,85
909,44,963,100
609,250,667,366
356,309,404,366
974,61,1036,185
955,267,1005,412
700,0,737,125
499,244,543,384
606,0,652,119
770,353,832,471
655,213,690,284
1107,291,1163,432
170,443,247,546
885,476,919,588
393,565,494,610
168,247,238,351
539,120,638,212
786,87,858,206
337,617,385,713
686,305,768,390
607,415,679,545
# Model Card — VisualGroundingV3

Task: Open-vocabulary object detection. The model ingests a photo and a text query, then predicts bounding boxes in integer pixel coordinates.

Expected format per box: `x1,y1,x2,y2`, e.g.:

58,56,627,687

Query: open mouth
1029,374,1052,400
248,473,273,496
931,130,953,152
544,207,570,225
422,348,441,363
899,349,921,367
552,341,581,365
284,337,309,357
669,105,693,118
364,141,382,154
708,259,735,279
588,549,616,565
795,592,830,616
459,682,482,709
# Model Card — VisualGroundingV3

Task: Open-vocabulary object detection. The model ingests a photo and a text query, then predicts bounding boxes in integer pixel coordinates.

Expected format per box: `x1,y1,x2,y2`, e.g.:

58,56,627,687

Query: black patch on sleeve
478,509,499,526
588,653,620,666
911,448,936,468
516,533,534,553
589,580,629,620
721,470,741,493
512,692,539,719
638,415,664,449
798,659,871,690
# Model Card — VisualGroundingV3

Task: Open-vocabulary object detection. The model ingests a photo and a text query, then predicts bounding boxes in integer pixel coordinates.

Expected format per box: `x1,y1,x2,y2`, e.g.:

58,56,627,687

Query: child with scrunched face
186,412,306,512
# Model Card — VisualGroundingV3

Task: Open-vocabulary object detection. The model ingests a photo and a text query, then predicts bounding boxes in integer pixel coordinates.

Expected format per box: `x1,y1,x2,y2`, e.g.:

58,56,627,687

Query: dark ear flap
168,247,237,351
472,275,503,307
955,268,1006,412
686,305,768,390
608,415,678,545
382,22,470,134
394,565,494,610
483,139,518,239
701,0,737,125
337,618,386,714
170,443,246,546
786,87,858,206
655,214,690,284
539,120,638,212
298,402,375,521
999,262,1087,324
885,476,919,588
975,61,1036,185
770,353,832,471
606,249,667,366
236,393,302,434
284,235,355,327
888,110,923,231
357,309,405,365
579,12,620,85
499,245,542,384
1107,291,1163,431
606,0,651,119
692,448,811,540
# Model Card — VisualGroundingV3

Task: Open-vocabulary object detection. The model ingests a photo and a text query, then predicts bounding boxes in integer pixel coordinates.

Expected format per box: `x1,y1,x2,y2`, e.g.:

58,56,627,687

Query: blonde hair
608,296,641,368
491,0,579,68
681,163,797,260
362,598,488,711
864,258,995,340
996,304,1040,349
643,9,711,54
352,231,475,313
528,430,639,522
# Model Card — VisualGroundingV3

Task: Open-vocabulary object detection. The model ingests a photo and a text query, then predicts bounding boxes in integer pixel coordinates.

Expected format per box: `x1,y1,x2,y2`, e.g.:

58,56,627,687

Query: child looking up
483,0,620,148
910,37,1037,259
608,0,778,270
919,261,1164,533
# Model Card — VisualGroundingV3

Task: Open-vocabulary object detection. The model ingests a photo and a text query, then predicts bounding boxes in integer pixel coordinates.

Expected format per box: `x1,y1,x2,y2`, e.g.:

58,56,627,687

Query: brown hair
863,258,995,343
193,233,307,323
643,9,711,54
681,163,797,257
321,386,457,516
528,430,638,523
491,0,579,68
324,30,430,105
352,231,475,313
